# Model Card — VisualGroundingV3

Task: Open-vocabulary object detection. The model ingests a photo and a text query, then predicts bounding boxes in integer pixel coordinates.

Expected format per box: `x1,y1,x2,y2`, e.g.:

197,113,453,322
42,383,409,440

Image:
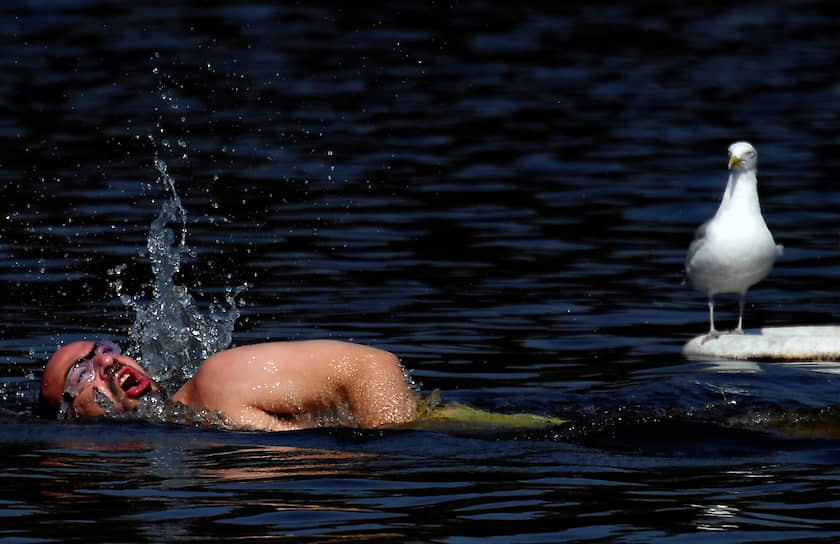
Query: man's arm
172,340,417,430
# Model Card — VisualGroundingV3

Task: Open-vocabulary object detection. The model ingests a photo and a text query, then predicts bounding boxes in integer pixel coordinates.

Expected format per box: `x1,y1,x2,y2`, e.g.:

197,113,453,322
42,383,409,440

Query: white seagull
685,141,782,340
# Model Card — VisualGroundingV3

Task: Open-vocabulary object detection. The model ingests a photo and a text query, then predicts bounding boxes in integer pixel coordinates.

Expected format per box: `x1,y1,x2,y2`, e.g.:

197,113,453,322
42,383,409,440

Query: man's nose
92,353,116,380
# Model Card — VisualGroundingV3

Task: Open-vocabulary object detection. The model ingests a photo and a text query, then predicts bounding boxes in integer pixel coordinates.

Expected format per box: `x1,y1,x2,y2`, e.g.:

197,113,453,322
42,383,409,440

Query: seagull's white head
728,141,757,172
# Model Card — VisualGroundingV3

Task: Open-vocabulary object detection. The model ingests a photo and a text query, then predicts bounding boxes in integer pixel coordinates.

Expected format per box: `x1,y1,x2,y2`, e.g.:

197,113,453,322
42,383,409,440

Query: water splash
93,387,119,417
90,380,235,429
115,158,243,393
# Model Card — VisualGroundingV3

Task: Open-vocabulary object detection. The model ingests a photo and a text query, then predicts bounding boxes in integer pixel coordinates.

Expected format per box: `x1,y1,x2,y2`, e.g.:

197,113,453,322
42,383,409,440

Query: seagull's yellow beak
728,155,740,169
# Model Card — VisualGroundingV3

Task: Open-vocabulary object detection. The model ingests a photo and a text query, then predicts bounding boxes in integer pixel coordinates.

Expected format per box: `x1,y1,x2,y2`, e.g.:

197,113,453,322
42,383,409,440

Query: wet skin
41,340,418,430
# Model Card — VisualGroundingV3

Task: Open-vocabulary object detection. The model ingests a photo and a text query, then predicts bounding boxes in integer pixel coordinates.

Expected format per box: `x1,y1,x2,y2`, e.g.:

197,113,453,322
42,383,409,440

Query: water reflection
202,446,373,482
693,503,740,532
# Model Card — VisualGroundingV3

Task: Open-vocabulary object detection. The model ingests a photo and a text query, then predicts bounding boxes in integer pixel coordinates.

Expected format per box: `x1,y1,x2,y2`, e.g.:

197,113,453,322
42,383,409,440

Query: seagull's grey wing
686,219,709,264
683,219,711,287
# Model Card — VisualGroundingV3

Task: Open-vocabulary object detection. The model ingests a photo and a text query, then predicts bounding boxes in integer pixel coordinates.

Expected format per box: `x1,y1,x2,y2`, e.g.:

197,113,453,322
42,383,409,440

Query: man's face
40,340,161,419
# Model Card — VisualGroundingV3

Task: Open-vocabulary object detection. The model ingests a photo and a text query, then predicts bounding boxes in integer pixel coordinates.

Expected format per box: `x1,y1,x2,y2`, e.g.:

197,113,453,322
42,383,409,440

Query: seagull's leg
701,296,722,344
733,293,746,334
708,297,716,334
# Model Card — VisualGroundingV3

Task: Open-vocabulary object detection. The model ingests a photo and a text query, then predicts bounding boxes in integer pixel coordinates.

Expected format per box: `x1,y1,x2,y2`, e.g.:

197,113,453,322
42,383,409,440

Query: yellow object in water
411,390,564,432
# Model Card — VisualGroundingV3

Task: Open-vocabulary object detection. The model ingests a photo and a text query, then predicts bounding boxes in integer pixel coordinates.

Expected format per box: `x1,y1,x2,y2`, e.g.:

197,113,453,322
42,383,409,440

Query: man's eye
69,364,92,386
95,340,121,356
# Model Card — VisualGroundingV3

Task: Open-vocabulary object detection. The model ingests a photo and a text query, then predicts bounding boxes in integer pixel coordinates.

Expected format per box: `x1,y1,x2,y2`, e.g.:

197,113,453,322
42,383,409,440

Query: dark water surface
4,1,840,542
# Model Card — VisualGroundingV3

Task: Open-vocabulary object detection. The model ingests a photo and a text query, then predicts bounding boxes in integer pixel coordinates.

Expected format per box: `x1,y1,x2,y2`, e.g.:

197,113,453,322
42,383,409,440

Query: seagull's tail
776,244,784,258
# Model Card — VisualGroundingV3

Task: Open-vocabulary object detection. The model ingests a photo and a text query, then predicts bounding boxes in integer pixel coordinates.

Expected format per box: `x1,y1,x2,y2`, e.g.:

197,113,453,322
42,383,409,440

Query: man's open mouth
114,366,151,398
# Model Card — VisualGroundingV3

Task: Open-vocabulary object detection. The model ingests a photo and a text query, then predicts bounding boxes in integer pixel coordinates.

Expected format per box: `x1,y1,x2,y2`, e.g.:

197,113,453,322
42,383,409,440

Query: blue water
4,1,840,542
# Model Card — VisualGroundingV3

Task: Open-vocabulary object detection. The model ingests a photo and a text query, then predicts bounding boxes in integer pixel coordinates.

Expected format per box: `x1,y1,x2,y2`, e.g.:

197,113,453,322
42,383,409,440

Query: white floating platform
682,325,840,362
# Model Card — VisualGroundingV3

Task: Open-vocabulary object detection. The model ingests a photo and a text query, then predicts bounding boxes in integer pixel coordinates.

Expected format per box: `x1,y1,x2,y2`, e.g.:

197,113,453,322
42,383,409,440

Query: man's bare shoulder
172,340,415,430
200,340,390,365
191,340,398,384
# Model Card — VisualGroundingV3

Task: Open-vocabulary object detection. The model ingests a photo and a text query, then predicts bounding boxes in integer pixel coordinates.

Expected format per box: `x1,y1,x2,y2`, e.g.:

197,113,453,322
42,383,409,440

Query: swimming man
39,339,418,430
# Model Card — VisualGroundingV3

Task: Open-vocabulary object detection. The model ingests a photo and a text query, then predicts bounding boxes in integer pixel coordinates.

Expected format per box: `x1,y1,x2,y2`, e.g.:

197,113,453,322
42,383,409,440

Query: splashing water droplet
93,387,118,417
120,158,243,392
